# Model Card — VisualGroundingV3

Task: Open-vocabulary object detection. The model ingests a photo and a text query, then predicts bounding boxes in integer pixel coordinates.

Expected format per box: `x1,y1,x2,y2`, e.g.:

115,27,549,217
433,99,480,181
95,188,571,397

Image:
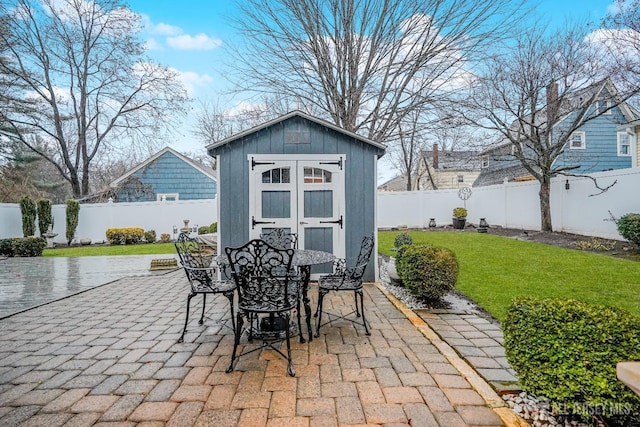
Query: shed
206,110,386,281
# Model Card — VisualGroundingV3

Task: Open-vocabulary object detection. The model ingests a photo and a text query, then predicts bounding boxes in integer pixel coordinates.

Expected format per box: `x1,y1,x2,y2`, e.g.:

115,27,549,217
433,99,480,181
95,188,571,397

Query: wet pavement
0,255,178,319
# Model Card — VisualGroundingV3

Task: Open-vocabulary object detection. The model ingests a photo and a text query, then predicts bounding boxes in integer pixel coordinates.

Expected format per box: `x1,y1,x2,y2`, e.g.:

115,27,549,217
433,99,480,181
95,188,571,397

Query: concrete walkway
0,270,525,426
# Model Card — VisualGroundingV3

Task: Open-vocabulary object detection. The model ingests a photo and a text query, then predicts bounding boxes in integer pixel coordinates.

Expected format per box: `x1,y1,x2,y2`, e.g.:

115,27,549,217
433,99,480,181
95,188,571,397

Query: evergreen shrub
66,199,80,245
20,195,37,237
198,226,210,235
144,230,156,243
105,227,145,245
12,237,46,257
616,213,640,249
37,199,53,237
503,297,640,423
396,244,458,300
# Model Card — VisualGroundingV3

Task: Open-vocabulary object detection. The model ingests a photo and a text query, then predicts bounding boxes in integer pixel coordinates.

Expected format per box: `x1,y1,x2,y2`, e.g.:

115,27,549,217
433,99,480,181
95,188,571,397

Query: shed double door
249,155,345,275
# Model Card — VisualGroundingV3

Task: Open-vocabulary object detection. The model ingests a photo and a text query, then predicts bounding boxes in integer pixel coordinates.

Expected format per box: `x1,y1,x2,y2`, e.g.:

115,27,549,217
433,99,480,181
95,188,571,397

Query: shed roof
206,110,386,155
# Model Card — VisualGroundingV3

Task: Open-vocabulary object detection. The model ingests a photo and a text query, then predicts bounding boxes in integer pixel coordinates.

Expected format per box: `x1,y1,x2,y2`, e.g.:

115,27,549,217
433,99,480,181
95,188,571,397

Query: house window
262,167,291,184
595,100,612,115
481,156,489,168
157,193,179,201
569,131,585,149
457,175,464,183
618,132,632,156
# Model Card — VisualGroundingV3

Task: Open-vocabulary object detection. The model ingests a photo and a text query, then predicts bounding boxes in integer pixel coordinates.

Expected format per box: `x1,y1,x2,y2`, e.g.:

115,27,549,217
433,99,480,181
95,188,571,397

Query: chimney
547,81,558,124
432,143,439,169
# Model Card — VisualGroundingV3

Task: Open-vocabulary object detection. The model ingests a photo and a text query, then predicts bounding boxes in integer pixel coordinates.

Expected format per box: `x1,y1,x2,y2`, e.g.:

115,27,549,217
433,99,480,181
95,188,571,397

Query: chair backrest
174,233,213,268
225,239,296,312
260,228,298,249
350,233,375,281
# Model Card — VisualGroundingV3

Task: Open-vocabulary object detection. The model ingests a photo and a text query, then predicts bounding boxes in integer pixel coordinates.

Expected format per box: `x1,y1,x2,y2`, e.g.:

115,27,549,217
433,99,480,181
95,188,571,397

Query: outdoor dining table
217,248,335,343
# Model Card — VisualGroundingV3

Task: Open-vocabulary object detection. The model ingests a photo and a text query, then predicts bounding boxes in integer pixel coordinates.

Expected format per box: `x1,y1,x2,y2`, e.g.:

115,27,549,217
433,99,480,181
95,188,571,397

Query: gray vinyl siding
209,114,384,281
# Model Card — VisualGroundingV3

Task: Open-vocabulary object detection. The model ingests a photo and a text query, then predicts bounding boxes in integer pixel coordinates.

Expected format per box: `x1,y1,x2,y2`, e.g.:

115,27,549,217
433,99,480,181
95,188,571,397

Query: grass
379,230,640,321
43,243,177,257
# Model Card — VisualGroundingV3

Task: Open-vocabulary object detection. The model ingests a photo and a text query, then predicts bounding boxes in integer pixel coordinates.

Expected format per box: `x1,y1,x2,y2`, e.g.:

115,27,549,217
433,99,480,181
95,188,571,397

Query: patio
0,269,522,426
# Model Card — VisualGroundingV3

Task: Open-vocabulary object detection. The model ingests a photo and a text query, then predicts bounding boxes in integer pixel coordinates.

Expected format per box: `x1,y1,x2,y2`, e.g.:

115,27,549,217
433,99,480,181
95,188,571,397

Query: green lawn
43,243,177,257
379,230,640,321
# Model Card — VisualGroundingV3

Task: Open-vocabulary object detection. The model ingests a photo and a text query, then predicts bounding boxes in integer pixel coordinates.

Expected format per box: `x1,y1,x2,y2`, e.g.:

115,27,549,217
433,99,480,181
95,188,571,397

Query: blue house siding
553,106,632,173
116,151,217,202
208,112,384,281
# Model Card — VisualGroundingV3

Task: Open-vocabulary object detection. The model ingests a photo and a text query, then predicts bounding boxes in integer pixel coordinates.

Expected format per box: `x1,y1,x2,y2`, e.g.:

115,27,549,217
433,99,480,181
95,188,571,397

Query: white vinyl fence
0,198,217,244
378,167,640,241
2,168,639,244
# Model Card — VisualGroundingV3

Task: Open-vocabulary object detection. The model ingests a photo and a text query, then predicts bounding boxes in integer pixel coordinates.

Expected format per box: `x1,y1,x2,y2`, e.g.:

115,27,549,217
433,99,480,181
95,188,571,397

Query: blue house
206,110,385,281
474,79,639,187
109,147,216,202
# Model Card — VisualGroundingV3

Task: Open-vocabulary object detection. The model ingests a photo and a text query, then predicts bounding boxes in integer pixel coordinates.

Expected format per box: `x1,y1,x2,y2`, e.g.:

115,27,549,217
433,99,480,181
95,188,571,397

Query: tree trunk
539,178,553,232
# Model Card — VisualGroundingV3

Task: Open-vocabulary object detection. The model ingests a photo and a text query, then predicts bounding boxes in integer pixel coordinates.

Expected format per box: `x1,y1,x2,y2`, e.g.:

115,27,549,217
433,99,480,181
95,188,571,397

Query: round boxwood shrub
616,213,640,250
396,243,458,300
105,227,145,245
503,297,640,423
394,232,413,249
144,230,156,243
13,237,46,257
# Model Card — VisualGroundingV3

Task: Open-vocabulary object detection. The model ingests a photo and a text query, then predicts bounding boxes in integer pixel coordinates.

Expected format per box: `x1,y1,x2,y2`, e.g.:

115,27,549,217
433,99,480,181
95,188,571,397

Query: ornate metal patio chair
225,239,298,377
174,233,236,343
260,228,298,250
314,233,375,337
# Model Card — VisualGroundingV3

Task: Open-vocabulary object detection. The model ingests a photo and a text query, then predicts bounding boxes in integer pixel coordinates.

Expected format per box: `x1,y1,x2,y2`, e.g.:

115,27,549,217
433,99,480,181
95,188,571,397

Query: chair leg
354,290,361,317
284,312,295,377
314,288,328,338
356,289,371,336
224,291,236,334
178,292,196,343
227,312,244,373
199,294,207,325
296,295,304,343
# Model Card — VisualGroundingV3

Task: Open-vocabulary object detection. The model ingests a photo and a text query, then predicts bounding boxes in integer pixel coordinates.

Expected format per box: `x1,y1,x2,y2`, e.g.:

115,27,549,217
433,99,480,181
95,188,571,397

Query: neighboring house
377,144,481,191
109,147,217,202
419,144,481,190
474,79,639,187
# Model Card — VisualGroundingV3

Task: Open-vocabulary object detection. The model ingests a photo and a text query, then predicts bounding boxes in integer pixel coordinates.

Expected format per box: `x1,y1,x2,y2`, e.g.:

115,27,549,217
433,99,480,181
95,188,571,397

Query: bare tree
0,0,189,198
461,22,638,232
227,0,524,147
385,108,430,190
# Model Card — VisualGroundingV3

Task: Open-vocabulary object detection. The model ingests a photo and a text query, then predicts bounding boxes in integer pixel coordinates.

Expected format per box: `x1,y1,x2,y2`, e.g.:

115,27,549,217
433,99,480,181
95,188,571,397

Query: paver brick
382,386,424,403
71,395,120,413
41,388,90,413
203,384,236,410
195,409,241,426
431,374,472,389
128,401,179,422
99,394,144,422
145,379,181,402
231,391,272,409
269,390,296,418
355,381,385,404
0,405,40,426
335,395,365,424
402,402,439,427
362,403,407,424
167,401,204,427
171,385,212,402
296,397,335,416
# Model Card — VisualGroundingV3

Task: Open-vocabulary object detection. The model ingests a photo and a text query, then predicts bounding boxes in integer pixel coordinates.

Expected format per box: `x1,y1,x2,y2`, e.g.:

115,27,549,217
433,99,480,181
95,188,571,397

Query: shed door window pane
304,190,333,218
262,168,290,184
262,191,290,218
304,167,332,183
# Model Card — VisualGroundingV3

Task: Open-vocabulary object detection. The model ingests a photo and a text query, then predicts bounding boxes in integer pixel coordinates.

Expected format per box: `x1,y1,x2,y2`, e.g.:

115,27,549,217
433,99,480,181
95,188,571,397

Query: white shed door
249,155,345,275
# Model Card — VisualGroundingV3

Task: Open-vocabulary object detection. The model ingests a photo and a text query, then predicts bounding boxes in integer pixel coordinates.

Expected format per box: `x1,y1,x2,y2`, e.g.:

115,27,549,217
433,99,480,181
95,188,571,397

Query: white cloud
167,33,222,50
144,38,162,51
174,69,214,95
151,22,183,36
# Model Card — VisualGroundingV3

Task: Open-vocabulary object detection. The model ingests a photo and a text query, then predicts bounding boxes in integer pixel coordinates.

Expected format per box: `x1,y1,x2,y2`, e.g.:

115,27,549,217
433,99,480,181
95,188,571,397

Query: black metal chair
315,234,375,337
260,228,298,249
225,239,298,377
174,233,236,343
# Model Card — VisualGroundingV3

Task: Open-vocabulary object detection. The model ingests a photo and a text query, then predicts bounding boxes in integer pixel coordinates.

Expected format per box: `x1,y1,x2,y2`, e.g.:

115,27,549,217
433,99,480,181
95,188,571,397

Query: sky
125,0,620,183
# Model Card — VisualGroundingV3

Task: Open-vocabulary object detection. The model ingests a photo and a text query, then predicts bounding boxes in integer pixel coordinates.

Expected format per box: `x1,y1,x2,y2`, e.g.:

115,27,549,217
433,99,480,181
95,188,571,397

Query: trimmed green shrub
394,232,413,249
144,230,156,243
0,238,17,256
453,207,467,218
198,226,210,235
210,222,217,233
105,227,145,245
617,213,640,249
20,195,37,237
503,297,640,422
13,237,46,257
37,199,53,237
66,199,80,245
396,244,458,300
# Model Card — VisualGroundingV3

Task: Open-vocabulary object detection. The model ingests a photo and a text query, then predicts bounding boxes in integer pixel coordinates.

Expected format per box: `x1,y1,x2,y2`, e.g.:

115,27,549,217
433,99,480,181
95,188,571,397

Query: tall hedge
19,195,37,237
503,297,640,422
37,199,53,237
66,199,80,245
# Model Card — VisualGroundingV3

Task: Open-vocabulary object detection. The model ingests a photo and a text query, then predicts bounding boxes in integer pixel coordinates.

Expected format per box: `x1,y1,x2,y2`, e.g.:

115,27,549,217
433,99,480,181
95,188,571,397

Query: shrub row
503,297,640,423
0,237,46,257
105,227,145,245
